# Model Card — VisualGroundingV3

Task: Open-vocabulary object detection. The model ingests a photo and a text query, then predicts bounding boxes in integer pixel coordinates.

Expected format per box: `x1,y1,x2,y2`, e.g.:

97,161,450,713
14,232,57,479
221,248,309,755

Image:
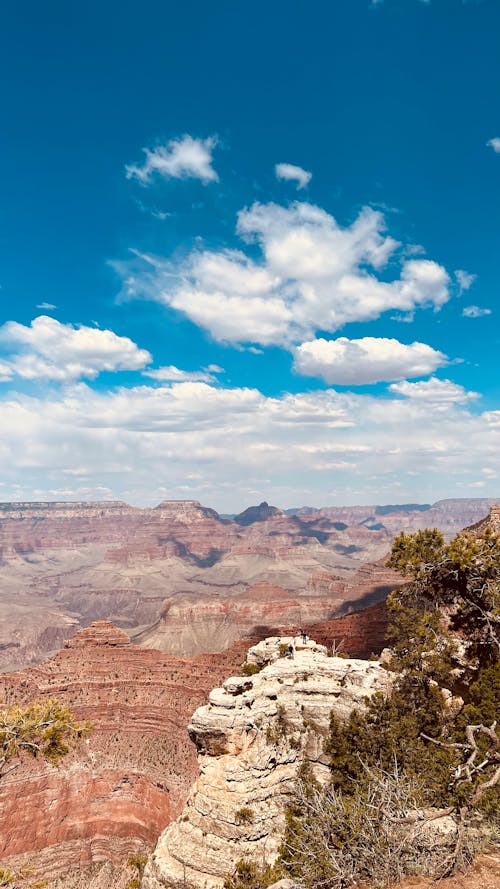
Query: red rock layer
307,600,389,658
0,500,228,560
0,621,251,881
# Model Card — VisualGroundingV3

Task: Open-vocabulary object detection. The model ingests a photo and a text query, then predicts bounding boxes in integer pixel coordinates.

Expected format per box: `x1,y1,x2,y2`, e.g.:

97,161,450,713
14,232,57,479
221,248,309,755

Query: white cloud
275,163,312,190
293,337,448,385
115,202,451,348
0,361,13,382
487,137,500,153
36,302,57,310
143,365,220,383
390,311,415,323
462,305,492,318
0,315,151,381
126,135,218,185
0,378,497,510
389,377,480,404
454,269,476,294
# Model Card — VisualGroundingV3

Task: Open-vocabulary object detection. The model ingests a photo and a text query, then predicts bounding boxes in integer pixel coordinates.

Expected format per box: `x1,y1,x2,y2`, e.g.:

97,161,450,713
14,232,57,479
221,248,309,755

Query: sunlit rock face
142,636,392,889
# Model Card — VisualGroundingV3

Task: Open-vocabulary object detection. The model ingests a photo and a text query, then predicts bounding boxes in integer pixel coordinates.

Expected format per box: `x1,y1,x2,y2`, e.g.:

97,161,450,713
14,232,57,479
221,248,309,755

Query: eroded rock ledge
142,636,392,889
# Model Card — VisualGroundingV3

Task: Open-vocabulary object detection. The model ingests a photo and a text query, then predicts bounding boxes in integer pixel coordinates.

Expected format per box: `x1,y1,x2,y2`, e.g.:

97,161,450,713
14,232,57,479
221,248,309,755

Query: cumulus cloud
0,379,497,509
293,337,448,385
389,377,480,404
275,163,312,189
115,202,451,348
454,269,476,294
143,365,221,383
462,305,492,318
0,315,151,381
125,135,218,185
487,137,500,153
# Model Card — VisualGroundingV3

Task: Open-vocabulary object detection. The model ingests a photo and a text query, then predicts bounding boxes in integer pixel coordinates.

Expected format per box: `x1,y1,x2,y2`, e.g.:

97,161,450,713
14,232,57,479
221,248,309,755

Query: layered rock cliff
0,497,495,671
0,622,253,882
142,636,393,889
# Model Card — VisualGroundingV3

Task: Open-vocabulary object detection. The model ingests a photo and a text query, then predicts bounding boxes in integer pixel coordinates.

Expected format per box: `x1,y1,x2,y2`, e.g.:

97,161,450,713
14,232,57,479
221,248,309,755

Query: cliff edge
142,636,392,889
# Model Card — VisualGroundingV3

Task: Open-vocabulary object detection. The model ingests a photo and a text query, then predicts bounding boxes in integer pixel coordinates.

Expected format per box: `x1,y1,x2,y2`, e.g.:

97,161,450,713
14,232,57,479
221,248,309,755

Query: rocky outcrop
142,637,393,889
233,501,284,526
466,504,500,535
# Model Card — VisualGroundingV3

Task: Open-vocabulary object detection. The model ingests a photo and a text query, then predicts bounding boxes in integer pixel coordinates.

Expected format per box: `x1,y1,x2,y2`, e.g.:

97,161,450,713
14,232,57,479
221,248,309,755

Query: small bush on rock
223,860,281,889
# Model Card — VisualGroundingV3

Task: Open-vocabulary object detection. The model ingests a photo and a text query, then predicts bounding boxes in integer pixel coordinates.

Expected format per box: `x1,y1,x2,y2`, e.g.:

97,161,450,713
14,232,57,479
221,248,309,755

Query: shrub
0,699,91,780
241,662,261,676
125,854,147,889
223,860,281,889
235,806,254,824
280,766,466,889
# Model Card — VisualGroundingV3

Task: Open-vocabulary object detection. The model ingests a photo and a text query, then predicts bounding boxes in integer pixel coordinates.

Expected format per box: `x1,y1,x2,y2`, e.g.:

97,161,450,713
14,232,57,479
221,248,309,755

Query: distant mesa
233,501,283,526
375,503,432,516
65,620,131,648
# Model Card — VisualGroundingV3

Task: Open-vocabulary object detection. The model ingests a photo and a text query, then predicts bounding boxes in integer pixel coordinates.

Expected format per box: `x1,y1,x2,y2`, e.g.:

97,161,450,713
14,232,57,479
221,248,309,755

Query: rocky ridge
142,636,393,889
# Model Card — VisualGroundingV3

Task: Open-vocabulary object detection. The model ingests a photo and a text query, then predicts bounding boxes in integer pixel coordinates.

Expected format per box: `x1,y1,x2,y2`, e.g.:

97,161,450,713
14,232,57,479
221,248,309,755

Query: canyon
0,498,497,887
0,497,497,671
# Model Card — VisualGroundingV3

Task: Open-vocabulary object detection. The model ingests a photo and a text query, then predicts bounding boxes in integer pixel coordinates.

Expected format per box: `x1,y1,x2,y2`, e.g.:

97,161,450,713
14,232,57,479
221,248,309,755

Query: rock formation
467,504,500,535
233,501,284,525
142,636,393,889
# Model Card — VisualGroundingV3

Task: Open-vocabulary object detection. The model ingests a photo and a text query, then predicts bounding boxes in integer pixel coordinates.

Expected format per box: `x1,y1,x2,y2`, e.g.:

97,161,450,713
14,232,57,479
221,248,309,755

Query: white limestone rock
142,636,392,889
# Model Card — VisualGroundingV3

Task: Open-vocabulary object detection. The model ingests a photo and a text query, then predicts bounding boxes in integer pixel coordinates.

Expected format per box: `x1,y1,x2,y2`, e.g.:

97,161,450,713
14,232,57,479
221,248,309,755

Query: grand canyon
1,497,497,672
0,497,498,886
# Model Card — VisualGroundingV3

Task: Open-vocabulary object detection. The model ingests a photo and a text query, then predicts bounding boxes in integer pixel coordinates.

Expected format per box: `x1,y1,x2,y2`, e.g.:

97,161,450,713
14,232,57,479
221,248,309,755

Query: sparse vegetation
126,853,147,888
223,860,281,889
235,806,254,824
240,662,261,676
0,866,48,888
266,704,290,744
281,764,472,889
0,699,91,781
0,700,91,887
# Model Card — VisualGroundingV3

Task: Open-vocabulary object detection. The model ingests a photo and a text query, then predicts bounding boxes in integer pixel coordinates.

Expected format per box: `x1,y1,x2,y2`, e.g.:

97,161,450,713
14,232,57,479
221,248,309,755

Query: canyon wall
0,622,252,882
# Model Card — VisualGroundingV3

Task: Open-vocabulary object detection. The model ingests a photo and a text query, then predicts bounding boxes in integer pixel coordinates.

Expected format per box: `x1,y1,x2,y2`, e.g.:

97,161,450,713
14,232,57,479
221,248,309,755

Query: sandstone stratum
142,635,393,889
0,497,497,671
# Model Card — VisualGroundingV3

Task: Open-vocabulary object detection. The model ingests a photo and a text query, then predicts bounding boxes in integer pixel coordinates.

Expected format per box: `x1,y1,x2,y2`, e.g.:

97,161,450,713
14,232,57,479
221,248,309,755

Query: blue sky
0,0,499,510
